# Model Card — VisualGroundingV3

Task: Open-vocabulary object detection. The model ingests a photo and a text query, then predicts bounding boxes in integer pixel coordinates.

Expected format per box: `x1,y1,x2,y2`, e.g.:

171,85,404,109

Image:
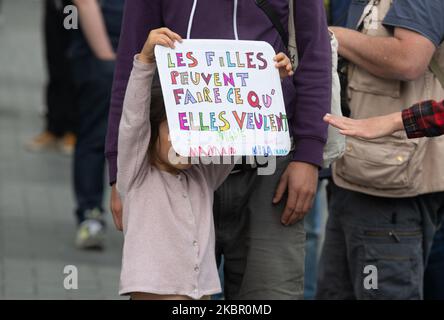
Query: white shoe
75,209,105,250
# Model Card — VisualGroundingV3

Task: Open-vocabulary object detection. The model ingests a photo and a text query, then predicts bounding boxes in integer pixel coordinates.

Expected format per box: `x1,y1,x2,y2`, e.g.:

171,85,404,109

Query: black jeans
44,0,76,136
71,56,115,223
424,224,444,300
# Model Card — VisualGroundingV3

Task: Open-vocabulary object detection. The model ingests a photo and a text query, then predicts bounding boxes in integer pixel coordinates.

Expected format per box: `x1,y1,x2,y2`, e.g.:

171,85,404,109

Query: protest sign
155,39,291,157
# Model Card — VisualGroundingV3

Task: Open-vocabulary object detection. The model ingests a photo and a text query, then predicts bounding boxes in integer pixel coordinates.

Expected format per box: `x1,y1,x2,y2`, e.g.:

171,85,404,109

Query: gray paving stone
0,0,123,300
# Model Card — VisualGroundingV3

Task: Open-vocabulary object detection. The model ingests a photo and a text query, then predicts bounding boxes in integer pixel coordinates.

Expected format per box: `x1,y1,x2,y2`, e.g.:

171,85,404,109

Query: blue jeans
304,182,327,299
71,57,115,223
212,257,225,300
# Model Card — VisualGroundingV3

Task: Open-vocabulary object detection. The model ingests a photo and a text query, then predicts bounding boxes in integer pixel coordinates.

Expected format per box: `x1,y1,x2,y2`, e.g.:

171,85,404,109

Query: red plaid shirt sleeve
402,100,444,139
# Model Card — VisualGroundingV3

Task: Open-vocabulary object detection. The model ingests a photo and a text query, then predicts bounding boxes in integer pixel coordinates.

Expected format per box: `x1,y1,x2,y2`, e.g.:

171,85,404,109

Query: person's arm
107,0,162,230
116,29,181,196
291,0,331,167
106,0,163,186
273,0,331,226
402,100,444,138
323,112,403,139
116,57,155,195
330,26,436,81
323,99,444,139
73,0,115,60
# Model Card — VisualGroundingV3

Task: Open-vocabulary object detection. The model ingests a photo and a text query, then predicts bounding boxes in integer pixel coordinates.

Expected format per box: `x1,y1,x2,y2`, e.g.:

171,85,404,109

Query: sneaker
58,132,76,156
25,131,59,152
75,208,105,250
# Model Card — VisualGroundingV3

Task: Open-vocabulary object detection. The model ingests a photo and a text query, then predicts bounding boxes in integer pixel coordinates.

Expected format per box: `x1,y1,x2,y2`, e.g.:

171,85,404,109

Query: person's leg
316,182,355,300
352,194,429,300
228,155,305,300
72,58,114,249
319,185,444,300
211,257,225,300
72,58,114,223
325,185,444,300
26,0,62,151
214,169,255,300
45,0,77,156
44,0,75,138
304,181,328,300
424,216,444,299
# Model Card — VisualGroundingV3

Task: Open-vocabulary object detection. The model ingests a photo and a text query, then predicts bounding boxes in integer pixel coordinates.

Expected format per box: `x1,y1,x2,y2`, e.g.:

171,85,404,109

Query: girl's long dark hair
148,87,167,161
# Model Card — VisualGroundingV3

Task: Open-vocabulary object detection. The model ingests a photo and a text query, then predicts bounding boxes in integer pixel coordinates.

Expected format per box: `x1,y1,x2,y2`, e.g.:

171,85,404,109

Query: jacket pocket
336,135,418,190
348,64,401,99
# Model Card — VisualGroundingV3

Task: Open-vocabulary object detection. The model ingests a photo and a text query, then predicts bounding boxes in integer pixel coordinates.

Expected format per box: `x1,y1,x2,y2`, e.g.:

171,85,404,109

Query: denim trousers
71,56,115,223
304,181,328,299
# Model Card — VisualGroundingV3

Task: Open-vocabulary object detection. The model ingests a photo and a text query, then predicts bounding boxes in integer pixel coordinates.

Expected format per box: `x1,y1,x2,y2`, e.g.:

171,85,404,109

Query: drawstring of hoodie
187,0,239,40
233,0,239,40
186,0,198,39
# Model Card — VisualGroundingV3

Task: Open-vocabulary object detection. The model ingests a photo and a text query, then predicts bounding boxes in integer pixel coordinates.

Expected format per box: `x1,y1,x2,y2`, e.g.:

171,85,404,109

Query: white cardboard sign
155,39,291,157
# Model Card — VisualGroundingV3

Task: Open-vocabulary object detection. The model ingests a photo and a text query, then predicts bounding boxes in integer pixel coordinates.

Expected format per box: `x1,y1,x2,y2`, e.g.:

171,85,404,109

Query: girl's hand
274,52,294,79
323,112,404,140
139,28,183,64
110,184,123,231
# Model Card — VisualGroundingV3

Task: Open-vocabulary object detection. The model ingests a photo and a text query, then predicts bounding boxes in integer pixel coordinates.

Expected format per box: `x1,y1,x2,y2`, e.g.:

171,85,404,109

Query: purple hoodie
106,0,331,184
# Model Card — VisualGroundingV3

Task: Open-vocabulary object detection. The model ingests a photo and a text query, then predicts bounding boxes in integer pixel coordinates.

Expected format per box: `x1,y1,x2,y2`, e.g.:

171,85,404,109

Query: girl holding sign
116,28,294,300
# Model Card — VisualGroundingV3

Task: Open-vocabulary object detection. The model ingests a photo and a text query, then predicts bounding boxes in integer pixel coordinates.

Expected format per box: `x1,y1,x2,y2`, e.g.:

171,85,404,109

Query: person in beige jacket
316,0,444,300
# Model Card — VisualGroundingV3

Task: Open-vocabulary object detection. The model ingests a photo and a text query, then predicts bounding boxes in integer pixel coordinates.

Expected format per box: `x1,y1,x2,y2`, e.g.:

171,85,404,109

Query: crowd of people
29,0,443,300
